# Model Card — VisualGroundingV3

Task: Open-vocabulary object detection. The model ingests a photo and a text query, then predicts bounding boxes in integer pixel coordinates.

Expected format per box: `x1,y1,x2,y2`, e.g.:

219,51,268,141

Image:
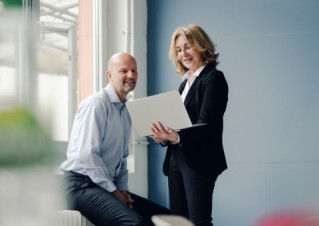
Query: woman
149,24,228,226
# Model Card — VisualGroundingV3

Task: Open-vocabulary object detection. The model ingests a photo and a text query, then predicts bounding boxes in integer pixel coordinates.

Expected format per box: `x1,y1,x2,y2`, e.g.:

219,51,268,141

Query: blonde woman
150,24,228,226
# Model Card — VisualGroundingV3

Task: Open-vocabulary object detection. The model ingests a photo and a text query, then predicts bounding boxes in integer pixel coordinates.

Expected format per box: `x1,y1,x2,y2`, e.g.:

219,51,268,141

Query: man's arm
76,97,118,192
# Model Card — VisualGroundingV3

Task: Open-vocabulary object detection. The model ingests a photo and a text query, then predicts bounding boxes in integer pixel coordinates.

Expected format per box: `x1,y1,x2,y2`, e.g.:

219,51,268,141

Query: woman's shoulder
201,65,225,79
200,66,228,90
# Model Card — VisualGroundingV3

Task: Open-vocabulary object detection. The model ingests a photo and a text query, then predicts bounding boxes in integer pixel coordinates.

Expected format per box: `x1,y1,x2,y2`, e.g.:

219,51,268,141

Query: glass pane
38,0,78,142
0,10,19,110
0,66,15,97
37,73,68,141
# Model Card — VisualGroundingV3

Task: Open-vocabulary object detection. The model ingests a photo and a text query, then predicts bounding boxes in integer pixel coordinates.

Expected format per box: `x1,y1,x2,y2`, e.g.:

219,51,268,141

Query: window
0,0,148,196
38,0,78,142
0,4,20,110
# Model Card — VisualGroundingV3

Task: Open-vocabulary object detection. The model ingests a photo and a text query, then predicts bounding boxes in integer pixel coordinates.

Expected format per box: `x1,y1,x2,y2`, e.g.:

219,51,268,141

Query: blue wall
147,1,319,226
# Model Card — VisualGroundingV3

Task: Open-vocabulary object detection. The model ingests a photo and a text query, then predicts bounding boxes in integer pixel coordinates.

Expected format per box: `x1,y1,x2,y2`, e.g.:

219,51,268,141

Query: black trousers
63,171,171,226
168,149,218,226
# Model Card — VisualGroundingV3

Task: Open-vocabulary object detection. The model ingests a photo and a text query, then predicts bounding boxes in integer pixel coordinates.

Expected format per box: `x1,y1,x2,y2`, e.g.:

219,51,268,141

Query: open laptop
126,90,205,137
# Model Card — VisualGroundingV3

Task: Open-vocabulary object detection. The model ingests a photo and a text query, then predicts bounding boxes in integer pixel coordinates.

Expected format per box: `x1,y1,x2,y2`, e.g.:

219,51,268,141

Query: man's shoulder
79,90,109,108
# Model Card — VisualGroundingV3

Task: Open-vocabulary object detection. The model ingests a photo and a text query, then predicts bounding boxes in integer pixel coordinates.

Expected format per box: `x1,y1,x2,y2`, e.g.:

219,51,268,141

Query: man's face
107,54,138,101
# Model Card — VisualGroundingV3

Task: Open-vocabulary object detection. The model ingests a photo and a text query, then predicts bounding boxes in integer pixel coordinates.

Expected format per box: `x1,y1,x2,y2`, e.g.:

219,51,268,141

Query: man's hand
111,189,134,208
120,190,134,208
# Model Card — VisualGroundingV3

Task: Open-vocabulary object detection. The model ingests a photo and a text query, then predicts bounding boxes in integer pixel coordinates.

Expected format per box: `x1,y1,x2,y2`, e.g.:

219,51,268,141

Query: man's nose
127,71,134,78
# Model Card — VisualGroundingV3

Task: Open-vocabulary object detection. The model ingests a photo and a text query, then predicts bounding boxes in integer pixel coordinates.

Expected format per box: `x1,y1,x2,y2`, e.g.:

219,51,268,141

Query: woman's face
175,35,202,74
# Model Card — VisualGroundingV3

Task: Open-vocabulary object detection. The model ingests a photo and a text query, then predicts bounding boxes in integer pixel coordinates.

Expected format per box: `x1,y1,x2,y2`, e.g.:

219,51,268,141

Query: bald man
60,52,170,226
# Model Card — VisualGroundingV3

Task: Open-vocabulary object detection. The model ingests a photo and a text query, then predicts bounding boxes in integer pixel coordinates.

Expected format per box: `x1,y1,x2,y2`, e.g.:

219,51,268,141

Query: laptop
126,90,205,137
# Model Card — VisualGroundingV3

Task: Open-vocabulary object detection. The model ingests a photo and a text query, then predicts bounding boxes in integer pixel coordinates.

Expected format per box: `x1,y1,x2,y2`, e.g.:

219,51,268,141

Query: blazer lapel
183,75,201,106
179,79,187,94
183,65,211,106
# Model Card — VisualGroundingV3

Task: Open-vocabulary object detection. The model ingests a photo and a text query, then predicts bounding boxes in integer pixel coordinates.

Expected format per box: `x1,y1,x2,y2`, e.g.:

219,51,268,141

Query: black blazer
163,64,228,177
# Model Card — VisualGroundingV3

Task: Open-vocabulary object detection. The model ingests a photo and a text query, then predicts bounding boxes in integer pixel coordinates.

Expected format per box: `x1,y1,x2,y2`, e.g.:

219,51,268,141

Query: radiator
57,210,95,226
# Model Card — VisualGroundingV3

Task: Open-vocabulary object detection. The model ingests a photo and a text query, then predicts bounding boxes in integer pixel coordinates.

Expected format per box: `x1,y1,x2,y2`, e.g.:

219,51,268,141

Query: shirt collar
105,84,126,104
183,65,206,80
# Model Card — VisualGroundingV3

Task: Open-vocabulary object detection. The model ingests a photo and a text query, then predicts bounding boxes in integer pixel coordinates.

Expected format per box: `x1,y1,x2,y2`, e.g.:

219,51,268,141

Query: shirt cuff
102,180,117,193
170,134,180,144
116,183,129,192
160,140,167,146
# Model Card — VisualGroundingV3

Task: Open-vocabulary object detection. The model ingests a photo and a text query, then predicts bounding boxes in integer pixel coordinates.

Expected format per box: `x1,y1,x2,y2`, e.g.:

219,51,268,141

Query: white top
181,65,206,102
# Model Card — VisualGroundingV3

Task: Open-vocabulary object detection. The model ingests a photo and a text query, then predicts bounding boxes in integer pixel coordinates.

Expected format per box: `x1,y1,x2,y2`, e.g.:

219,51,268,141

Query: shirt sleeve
76,97,117,192
114,146,129,191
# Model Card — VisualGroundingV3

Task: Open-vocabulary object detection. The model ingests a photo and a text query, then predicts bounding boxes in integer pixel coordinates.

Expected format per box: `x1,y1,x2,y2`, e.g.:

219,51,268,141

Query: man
60,52,170,226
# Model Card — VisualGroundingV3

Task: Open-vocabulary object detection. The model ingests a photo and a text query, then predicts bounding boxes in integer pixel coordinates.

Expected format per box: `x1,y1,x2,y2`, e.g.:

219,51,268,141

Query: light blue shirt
60,84,131,192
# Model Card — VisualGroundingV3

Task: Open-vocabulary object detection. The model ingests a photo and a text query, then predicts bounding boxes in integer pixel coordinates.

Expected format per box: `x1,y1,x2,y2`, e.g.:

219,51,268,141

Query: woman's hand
149,121,179,144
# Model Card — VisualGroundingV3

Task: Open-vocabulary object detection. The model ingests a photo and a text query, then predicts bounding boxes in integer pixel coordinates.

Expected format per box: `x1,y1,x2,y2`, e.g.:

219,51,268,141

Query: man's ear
106,70,111,79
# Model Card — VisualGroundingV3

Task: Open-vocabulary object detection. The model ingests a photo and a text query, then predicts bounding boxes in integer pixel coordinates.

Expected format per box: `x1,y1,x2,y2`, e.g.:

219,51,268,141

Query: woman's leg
175,150,217,226
167,151,189,218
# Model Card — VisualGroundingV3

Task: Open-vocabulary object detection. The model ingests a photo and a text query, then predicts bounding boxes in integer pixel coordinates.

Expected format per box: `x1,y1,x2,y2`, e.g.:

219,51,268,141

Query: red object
255,211,319,226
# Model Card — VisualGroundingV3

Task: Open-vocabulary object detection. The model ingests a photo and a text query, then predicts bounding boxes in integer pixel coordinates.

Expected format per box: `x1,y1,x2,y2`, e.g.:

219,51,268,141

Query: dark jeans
168,149,218,226
63,171,171,226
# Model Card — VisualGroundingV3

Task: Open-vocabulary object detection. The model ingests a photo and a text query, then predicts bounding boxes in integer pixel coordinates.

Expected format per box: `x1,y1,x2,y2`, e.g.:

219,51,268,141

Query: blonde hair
169,24,219,75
